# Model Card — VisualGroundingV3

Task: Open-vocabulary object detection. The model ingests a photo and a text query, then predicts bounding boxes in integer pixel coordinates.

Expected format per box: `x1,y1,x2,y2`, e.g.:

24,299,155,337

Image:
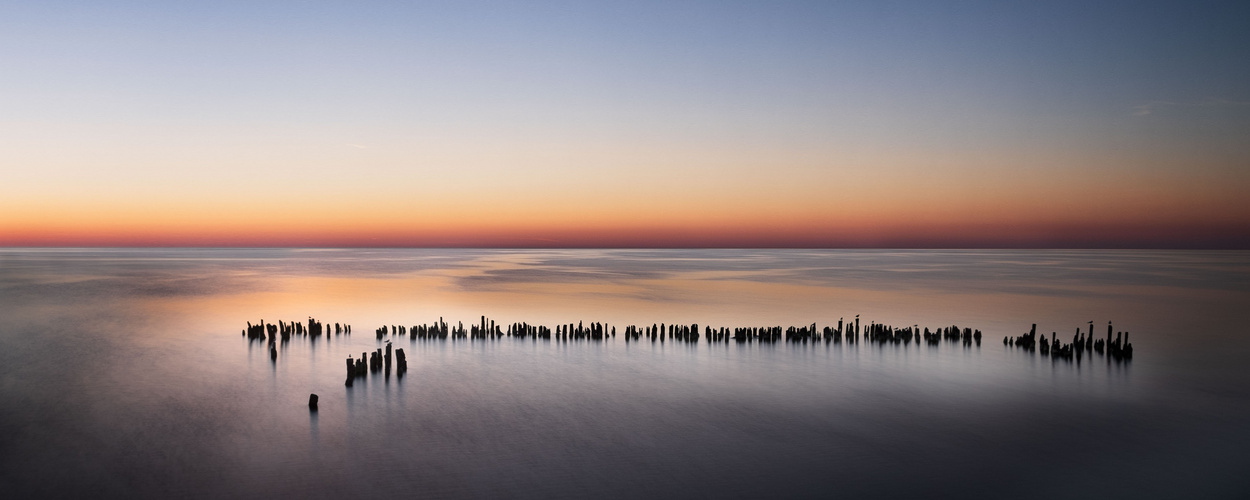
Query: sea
0,248,1247,499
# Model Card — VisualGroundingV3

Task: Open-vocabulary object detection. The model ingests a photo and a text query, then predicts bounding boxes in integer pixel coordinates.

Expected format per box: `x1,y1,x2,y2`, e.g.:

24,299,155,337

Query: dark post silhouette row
244,316,1134,386
357,313,988,348
240,314,1005,351
243,317,352,362
1003,321,1133,362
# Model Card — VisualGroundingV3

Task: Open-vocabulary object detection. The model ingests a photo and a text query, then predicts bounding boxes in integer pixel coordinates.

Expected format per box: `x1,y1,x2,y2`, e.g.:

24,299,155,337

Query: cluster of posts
1004,321,1133,361
345,341,407,386
376,317,513,340
377,316,567,340
364,314,983,347
243,317,351,361
247,316,1135,390
859,321,982,346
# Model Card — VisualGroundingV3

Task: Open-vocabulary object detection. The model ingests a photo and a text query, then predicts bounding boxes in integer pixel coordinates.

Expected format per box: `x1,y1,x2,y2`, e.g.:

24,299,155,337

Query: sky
2,0,1248,248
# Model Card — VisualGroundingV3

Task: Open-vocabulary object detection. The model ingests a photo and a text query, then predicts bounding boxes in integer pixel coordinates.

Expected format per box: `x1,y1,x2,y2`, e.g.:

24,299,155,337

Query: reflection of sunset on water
2,249,1247,498
82,249,1245,359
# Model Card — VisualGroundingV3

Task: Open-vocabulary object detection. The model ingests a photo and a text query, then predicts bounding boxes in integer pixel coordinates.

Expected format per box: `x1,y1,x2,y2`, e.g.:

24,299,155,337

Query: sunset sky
2,1,1248,247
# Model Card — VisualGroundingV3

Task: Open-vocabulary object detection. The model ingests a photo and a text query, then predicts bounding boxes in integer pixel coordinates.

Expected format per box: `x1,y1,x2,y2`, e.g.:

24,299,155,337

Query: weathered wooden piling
345,357,355,386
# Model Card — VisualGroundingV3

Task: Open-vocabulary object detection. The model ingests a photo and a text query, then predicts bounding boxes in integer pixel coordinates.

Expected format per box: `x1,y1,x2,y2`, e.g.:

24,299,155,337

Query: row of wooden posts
244,317,1133,377
1004,322,1134,361
243,317,352,361
244,318,350,341
244,315,988,353
367,315,984,346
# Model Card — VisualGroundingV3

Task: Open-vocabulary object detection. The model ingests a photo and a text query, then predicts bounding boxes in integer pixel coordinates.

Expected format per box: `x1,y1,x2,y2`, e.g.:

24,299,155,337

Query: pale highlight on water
0,249,1247,498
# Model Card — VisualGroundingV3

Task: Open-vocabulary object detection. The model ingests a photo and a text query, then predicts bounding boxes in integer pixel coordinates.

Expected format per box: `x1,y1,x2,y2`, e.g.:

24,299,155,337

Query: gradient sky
2,0,1248,247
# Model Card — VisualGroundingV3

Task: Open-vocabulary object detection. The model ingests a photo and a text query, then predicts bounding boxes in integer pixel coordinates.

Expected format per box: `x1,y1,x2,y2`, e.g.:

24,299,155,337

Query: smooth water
1,249,1247,499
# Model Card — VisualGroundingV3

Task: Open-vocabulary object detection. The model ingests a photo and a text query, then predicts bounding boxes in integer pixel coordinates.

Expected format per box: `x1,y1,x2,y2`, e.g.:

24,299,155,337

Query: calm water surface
1,249,1248,499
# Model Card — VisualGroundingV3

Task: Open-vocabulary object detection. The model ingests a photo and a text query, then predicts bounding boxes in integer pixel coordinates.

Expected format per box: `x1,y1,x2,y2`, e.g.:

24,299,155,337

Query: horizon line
3,244,1248,250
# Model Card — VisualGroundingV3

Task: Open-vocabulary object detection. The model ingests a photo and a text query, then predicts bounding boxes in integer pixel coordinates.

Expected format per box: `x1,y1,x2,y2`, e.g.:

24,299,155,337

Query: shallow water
1,249,1248,498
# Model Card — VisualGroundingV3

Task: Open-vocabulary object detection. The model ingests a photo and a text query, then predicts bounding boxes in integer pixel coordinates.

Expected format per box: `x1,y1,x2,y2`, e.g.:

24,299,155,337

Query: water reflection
0,249,1247,498
309,409,319,446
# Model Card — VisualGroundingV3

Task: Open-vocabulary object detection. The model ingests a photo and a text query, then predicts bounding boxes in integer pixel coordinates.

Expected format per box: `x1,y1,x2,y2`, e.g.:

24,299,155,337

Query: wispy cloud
1133,99,1250,117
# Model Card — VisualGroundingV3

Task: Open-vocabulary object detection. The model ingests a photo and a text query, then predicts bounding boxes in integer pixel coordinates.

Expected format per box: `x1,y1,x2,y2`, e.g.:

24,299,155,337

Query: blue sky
2,1,1248,246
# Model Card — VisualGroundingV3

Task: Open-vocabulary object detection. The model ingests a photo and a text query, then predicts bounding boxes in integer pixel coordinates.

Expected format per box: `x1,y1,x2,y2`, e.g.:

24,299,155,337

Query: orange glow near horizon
4,101,1248,249
4,178,1247,248
6,101,1249,249
4,2,1250,249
